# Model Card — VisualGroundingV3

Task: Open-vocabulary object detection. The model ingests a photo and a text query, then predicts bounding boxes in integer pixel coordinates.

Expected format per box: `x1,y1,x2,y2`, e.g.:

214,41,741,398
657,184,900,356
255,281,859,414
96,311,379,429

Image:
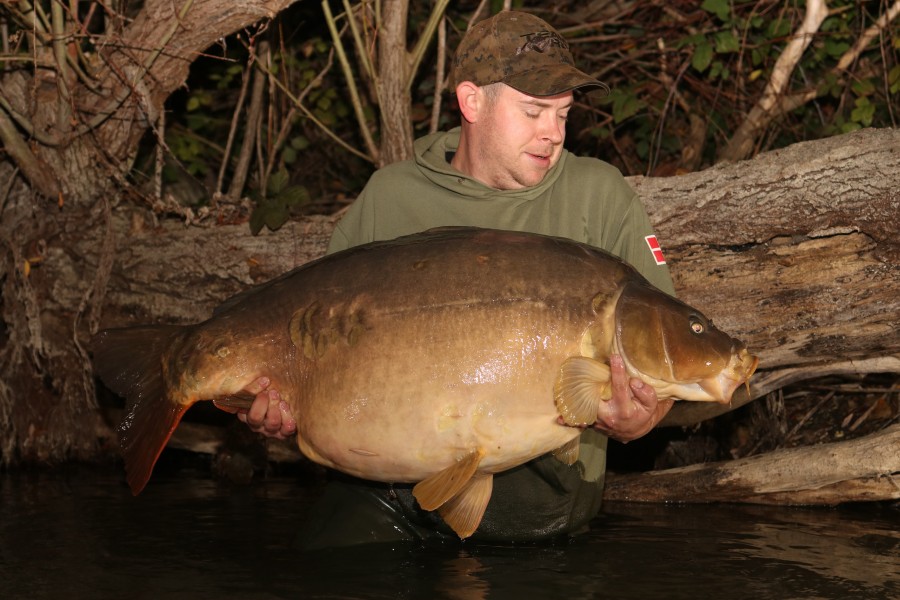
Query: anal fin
554,356,613,426
438,473,494,539
413,449,484,511
552,436,581,465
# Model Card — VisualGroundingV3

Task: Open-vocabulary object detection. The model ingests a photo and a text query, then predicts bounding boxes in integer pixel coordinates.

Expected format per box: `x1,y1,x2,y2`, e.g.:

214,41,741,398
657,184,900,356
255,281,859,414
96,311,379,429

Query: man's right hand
237,376,298,439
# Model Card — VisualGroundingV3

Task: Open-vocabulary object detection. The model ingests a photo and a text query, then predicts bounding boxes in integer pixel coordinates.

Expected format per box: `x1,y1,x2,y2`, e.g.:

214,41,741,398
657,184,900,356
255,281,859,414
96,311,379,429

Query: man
241,11,675,547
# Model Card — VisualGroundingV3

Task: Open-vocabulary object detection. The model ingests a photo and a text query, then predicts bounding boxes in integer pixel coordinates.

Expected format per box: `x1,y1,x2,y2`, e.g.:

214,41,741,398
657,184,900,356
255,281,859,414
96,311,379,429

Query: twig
322,0,379,162
216,54,254,198
227,39,269,202
50,0,71,132
429,15,447,134
341,0,374,81
786,390,836,442
261,46,336,192
154,109,165,201
848,398,883,432
247,36,373,164
406,0,451,92
0,104,61,197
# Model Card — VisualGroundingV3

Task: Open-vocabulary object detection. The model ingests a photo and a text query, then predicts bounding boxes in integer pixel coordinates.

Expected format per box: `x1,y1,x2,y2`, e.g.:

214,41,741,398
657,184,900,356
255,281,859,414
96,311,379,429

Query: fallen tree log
1,128,897,469
604,424,900,505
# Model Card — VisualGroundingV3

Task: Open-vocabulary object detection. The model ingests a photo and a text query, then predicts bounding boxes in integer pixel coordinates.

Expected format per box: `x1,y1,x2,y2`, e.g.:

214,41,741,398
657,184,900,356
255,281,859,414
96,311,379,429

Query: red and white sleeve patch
645,235,666,265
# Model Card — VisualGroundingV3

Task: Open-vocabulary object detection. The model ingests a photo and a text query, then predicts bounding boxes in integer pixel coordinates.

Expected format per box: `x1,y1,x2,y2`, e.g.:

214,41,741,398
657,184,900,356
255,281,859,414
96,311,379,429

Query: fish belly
290,304,585,483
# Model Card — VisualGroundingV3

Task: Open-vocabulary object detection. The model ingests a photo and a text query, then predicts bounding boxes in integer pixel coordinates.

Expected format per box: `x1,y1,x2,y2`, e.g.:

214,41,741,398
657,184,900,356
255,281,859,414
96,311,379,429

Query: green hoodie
313,128,674,544
329,128,675,296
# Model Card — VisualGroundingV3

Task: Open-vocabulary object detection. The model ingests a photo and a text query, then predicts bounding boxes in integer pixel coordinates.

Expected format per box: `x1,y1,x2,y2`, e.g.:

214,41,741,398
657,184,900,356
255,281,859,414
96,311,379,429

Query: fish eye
690,319,705,334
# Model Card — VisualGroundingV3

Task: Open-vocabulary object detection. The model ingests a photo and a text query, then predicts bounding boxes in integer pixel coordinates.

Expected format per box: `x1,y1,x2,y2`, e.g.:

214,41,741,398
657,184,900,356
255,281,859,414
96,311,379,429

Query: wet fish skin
92,227,757,539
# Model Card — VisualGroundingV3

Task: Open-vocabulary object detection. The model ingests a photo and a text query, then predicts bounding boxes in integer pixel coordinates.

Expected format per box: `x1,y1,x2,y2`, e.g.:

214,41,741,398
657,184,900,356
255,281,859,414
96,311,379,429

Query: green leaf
714,31,740,54
290,136,310,150
851,97,875,127
249,208,266,235
264,206,290,231
889,65,900,94
710,61,730,81
677,34,706,49
824,39,850,58
693,41,714,73
609,89,645,124
840,121,862,134
767,18,791,39
278,185,310,208
186,96,201,111
316,95,332,111
268,169,290,195
701,0,730,21
282,146,297,165
851,78,875,96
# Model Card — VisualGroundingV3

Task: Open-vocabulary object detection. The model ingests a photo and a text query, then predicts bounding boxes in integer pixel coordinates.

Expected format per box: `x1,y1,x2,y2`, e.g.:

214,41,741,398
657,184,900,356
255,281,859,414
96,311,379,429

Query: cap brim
503,64,609,97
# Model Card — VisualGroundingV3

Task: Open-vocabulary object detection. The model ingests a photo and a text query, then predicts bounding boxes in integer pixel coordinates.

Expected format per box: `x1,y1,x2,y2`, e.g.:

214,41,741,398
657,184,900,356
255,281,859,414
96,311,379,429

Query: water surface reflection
1,465,897,599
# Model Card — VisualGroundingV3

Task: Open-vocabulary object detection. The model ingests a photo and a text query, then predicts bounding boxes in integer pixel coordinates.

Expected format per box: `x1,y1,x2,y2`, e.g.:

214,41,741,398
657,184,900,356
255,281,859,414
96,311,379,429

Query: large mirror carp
93,227,758,538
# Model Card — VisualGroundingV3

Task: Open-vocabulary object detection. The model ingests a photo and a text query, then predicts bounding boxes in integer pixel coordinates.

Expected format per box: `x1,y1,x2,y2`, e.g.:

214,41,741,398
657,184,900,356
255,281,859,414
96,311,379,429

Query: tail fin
92,325,189,495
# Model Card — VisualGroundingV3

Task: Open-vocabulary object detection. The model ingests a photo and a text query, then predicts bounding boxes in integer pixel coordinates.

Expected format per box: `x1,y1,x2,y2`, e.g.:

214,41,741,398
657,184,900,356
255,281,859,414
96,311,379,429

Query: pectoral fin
413,448,485,511
554,356,613,426
552,437,581,465
438,473,494,539
212,391,256,414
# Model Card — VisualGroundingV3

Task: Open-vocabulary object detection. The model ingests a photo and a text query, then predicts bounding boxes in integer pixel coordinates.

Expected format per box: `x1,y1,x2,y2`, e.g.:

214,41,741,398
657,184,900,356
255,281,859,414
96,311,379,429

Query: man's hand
236,377,297,439
592,355,674,442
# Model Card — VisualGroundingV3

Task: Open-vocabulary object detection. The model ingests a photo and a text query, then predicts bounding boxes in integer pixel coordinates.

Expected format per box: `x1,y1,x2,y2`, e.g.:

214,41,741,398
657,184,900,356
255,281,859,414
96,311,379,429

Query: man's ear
455,81,481,123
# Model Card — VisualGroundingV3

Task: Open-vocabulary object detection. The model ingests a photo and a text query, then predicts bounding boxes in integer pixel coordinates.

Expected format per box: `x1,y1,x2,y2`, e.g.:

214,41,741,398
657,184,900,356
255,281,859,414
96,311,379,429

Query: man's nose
540,115,564,144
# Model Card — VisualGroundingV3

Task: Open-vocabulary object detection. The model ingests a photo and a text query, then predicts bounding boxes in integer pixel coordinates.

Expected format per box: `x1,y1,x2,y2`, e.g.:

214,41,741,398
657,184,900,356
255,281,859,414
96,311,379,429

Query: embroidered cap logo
516,30,569,55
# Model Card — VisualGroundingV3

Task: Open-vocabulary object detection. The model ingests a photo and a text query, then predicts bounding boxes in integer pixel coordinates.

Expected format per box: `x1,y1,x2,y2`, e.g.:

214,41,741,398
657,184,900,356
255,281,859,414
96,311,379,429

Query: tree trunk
603,424,900,505
0,0,301,202
1,128,897,476
377,0,415,166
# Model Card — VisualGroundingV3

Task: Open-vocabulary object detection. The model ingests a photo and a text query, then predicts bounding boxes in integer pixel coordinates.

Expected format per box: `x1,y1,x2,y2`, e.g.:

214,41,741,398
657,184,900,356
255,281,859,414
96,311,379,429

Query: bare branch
322,0,379,162
429,15,447,134
0,105,60,197
227,40,269,201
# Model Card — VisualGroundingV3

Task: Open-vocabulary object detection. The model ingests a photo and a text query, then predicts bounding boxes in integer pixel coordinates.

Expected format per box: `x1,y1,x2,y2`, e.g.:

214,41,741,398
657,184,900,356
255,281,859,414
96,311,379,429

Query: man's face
474,85,573,190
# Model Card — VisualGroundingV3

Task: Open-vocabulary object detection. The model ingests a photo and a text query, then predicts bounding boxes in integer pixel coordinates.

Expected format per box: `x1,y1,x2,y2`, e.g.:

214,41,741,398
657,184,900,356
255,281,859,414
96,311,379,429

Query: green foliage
249,169,311,235
146,0,898,215
602,88,647,124
569,0,899,174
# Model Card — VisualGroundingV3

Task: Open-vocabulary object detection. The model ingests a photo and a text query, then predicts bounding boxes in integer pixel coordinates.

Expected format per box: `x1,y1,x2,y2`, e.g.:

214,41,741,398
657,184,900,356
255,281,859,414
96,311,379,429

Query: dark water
1,464,898,599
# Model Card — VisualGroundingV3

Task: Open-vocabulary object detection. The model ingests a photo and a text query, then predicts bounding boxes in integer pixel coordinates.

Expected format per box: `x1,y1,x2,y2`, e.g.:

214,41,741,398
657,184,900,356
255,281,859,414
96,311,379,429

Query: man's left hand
591,354,674,442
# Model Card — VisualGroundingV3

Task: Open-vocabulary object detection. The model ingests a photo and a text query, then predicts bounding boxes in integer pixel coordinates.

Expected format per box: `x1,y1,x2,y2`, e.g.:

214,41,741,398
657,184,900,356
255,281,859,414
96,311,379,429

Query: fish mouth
698,348,759,404
647,347,759,404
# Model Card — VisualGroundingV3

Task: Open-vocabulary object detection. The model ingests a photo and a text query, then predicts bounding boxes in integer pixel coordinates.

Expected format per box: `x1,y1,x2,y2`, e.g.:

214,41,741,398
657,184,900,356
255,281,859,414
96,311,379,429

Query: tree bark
377,0,415,166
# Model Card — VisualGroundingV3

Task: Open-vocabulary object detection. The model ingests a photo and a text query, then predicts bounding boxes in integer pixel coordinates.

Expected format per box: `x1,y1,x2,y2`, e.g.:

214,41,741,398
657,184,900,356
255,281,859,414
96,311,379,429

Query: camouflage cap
452,11,608,97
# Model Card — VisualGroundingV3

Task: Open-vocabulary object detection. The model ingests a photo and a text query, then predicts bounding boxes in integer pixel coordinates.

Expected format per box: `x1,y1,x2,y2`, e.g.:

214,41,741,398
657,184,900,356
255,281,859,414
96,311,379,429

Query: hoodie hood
414,127,569,200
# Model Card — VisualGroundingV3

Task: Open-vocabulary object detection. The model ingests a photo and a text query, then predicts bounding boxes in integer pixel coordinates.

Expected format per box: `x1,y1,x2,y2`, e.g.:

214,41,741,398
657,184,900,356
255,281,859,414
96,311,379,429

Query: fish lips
621,346,759,404
695,348,759,404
